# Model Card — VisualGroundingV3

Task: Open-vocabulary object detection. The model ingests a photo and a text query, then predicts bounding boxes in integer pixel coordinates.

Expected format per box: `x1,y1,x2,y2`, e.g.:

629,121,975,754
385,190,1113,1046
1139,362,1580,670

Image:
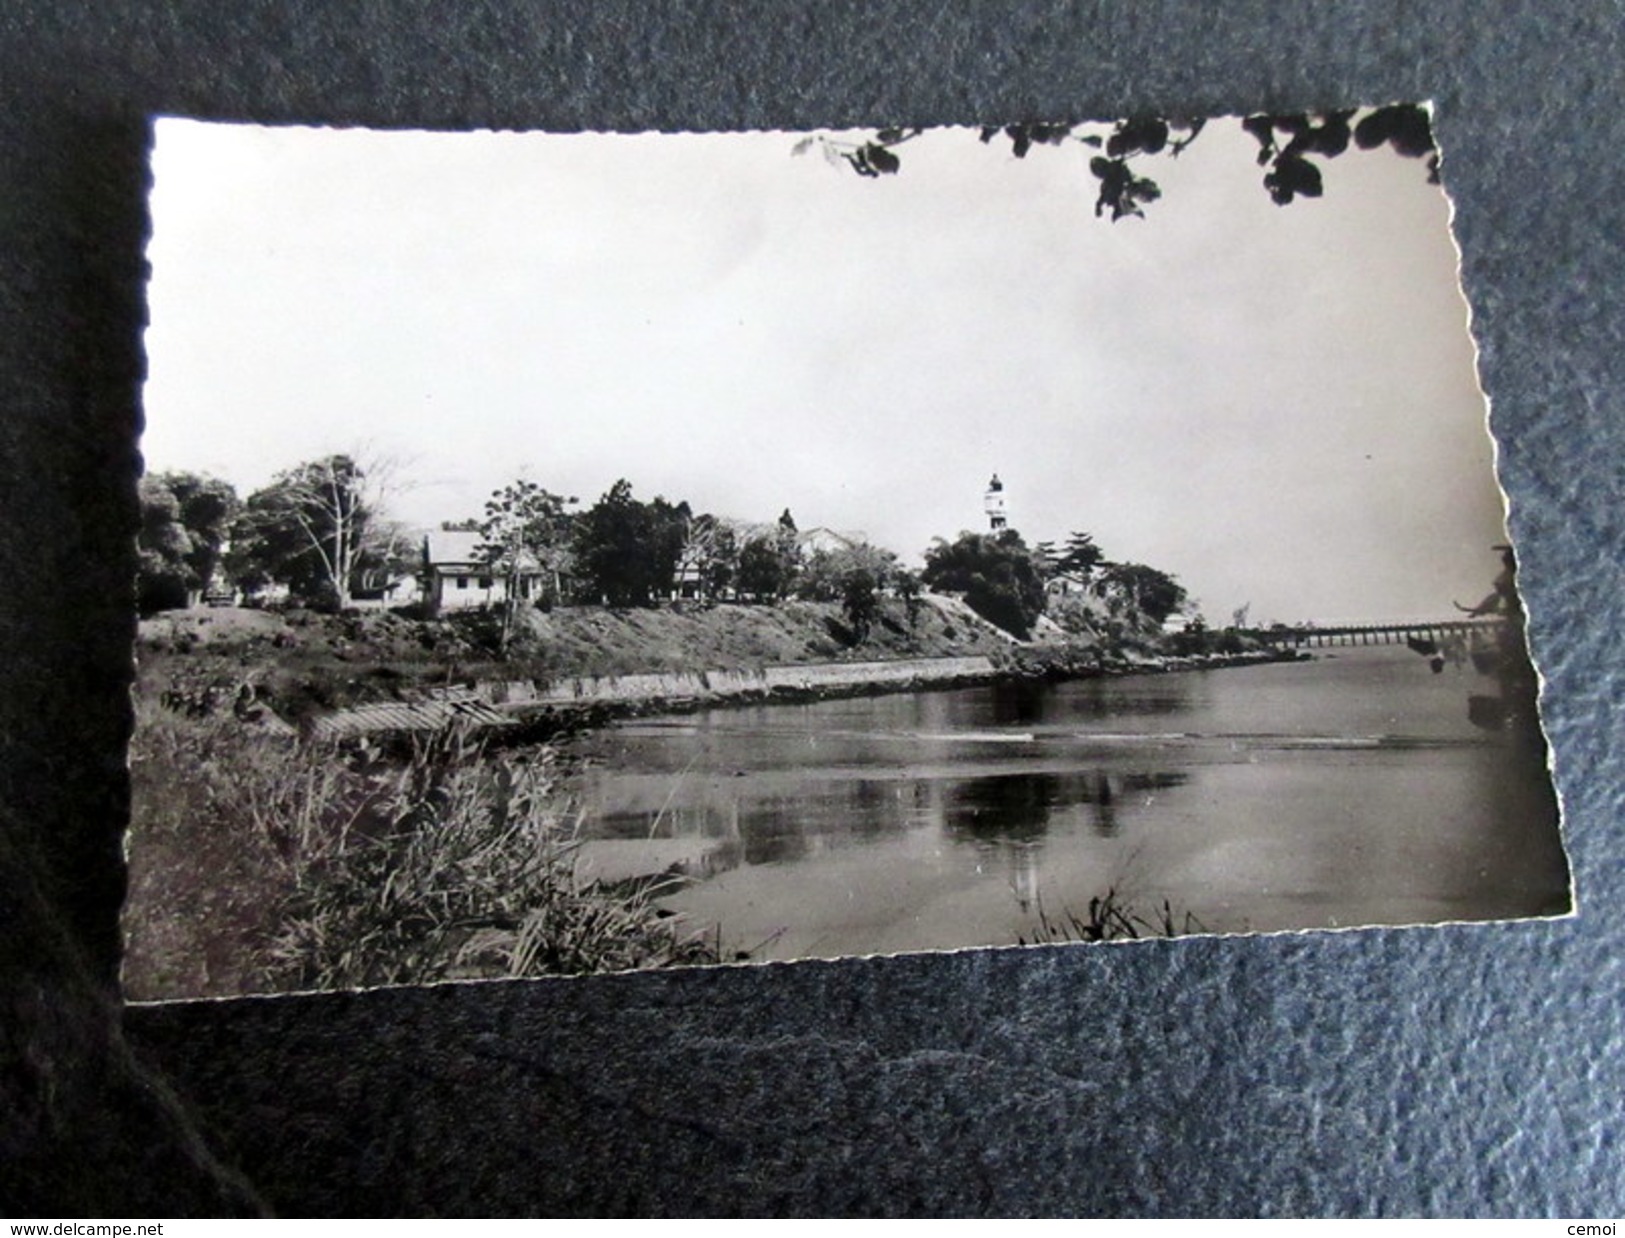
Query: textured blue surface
1,0,1620,1216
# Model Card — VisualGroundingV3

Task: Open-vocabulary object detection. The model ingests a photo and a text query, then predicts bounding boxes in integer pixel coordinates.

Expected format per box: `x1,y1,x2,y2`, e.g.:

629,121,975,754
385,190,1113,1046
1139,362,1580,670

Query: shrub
921,531,1047,638
125,701,716,996
267,727,717,988
1018,887,1205,945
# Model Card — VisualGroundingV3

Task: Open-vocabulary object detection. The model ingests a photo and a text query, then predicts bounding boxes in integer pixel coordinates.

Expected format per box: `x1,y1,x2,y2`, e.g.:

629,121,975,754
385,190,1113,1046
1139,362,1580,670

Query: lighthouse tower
983,473,1009,532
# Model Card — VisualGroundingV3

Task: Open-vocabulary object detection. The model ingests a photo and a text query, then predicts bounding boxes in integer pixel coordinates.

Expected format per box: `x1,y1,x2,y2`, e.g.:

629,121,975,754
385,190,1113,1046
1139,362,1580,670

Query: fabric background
1,1,1620,1217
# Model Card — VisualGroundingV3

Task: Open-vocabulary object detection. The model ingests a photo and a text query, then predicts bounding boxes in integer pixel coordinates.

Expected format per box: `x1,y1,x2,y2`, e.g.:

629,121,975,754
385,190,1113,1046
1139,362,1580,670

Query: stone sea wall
485,655,1001,710
314,649,1301,740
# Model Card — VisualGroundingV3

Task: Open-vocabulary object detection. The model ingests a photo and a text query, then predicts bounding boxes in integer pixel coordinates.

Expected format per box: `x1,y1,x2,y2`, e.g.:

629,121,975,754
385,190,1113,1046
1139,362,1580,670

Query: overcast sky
142,116,1505,625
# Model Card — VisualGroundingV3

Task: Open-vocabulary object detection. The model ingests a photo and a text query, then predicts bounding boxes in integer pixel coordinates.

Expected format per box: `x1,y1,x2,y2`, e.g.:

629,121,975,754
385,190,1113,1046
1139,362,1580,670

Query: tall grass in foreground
126,700,716,996
1018,888,1205,946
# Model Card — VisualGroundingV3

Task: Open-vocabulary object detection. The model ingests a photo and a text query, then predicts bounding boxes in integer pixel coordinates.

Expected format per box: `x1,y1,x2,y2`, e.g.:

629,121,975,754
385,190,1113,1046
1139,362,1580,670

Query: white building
420,529,543,617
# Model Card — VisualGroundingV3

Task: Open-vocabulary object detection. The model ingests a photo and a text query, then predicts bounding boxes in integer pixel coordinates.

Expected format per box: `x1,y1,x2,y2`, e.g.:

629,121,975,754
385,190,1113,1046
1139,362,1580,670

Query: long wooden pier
1243,617,1505,649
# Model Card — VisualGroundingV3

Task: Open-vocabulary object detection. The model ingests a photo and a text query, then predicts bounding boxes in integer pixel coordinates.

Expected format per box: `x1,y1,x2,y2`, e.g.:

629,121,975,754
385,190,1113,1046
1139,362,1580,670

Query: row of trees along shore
138,453,1188,644
138,107,1452,637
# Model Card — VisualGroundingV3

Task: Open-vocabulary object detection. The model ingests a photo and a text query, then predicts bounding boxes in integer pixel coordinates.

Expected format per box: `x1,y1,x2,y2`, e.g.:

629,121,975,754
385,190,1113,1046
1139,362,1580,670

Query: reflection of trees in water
847,778,914,843
678,837,745,881
1002,841,1042,914
1118,771,1189,795
1061,684,1196,721
591,796,737,842
738,792,816,866
1098,772,1190,835
597,761,1194,876
941,769,1189,844
986,679,1049,725
602,777,948,866
1092,771,1118,835
975,678,1199,726
935,769,1191,915
944,772,1057,842
738,779,916,865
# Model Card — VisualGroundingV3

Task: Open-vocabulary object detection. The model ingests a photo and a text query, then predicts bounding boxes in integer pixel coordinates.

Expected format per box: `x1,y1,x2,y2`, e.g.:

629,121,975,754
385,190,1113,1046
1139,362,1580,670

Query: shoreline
137,603,1310,746
310,645,1311,746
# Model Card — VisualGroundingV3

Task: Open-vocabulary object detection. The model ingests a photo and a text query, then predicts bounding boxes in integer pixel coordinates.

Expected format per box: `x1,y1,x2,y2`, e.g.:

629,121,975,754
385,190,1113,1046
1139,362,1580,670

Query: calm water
570,647,1570,960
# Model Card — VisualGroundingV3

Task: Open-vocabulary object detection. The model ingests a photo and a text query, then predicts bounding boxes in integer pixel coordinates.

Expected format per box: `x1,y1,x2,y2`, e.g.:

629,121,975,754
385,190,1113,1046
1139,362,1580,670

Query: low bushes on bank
123,700,715,999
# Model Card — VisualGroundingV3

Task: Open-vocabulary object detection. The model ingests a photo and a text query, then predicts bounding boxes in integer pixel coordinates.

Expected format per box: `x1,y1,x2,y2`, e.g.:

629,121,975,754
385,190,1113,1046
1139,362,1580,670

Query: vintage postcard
125,110,1571,1001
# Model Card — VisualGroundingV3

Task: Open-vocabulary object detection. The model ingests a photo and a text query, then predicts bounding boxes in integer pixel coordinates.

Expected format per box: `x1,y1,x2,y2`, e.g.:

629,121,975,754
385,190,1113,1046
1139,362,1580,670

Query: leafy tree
796,540,902,643
136,478,194,615
733,509,805,604
571,480,688,608
807,104,1438,222
795,540,899,602
646,496,694,602
228,453,393,610
674,514,740,602
735,535,791,603
894,567,924,629
775,508,803,595
476,480,577,651
135,471,239,615
705,523,740,599
921,530,1048,638
572,479,639,606
1056,531,1105,580
352,518,420,597
677,512,756,602
792,126,918,176
840,565,882,643
1097,562,1187,626
164,472,238,594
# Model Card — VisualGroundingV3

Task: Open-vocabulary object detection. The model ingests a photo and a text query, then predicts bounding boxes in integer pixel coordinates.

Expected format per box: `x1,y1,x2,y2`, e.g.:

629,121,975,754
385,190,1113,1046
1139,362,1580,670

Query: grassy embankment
135,594,1043,721
131,587,1233,722
125,596,1248,999
125,595,1038,999
124,694,717,1001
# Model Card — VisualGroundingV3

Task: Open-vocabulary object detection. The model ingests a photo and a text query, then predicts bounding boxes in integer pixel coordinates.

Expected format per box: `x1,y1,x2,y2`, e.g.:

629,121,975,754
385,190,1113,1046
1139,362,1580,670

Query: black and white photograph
125,109,1572,1002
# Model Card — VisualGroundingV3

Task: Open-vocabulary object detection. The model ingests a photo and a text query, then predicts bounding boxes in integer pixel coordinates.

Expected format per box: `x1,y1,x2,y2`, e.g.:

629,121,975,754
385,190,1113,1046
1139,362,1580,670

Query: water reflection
739,790,817,866
1001,840,1042,914
941,772,1057,842
985,679,1049,726
938,769,1190,844
583,758,1195,887
572,649,1569,955
1050,677,1200,724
